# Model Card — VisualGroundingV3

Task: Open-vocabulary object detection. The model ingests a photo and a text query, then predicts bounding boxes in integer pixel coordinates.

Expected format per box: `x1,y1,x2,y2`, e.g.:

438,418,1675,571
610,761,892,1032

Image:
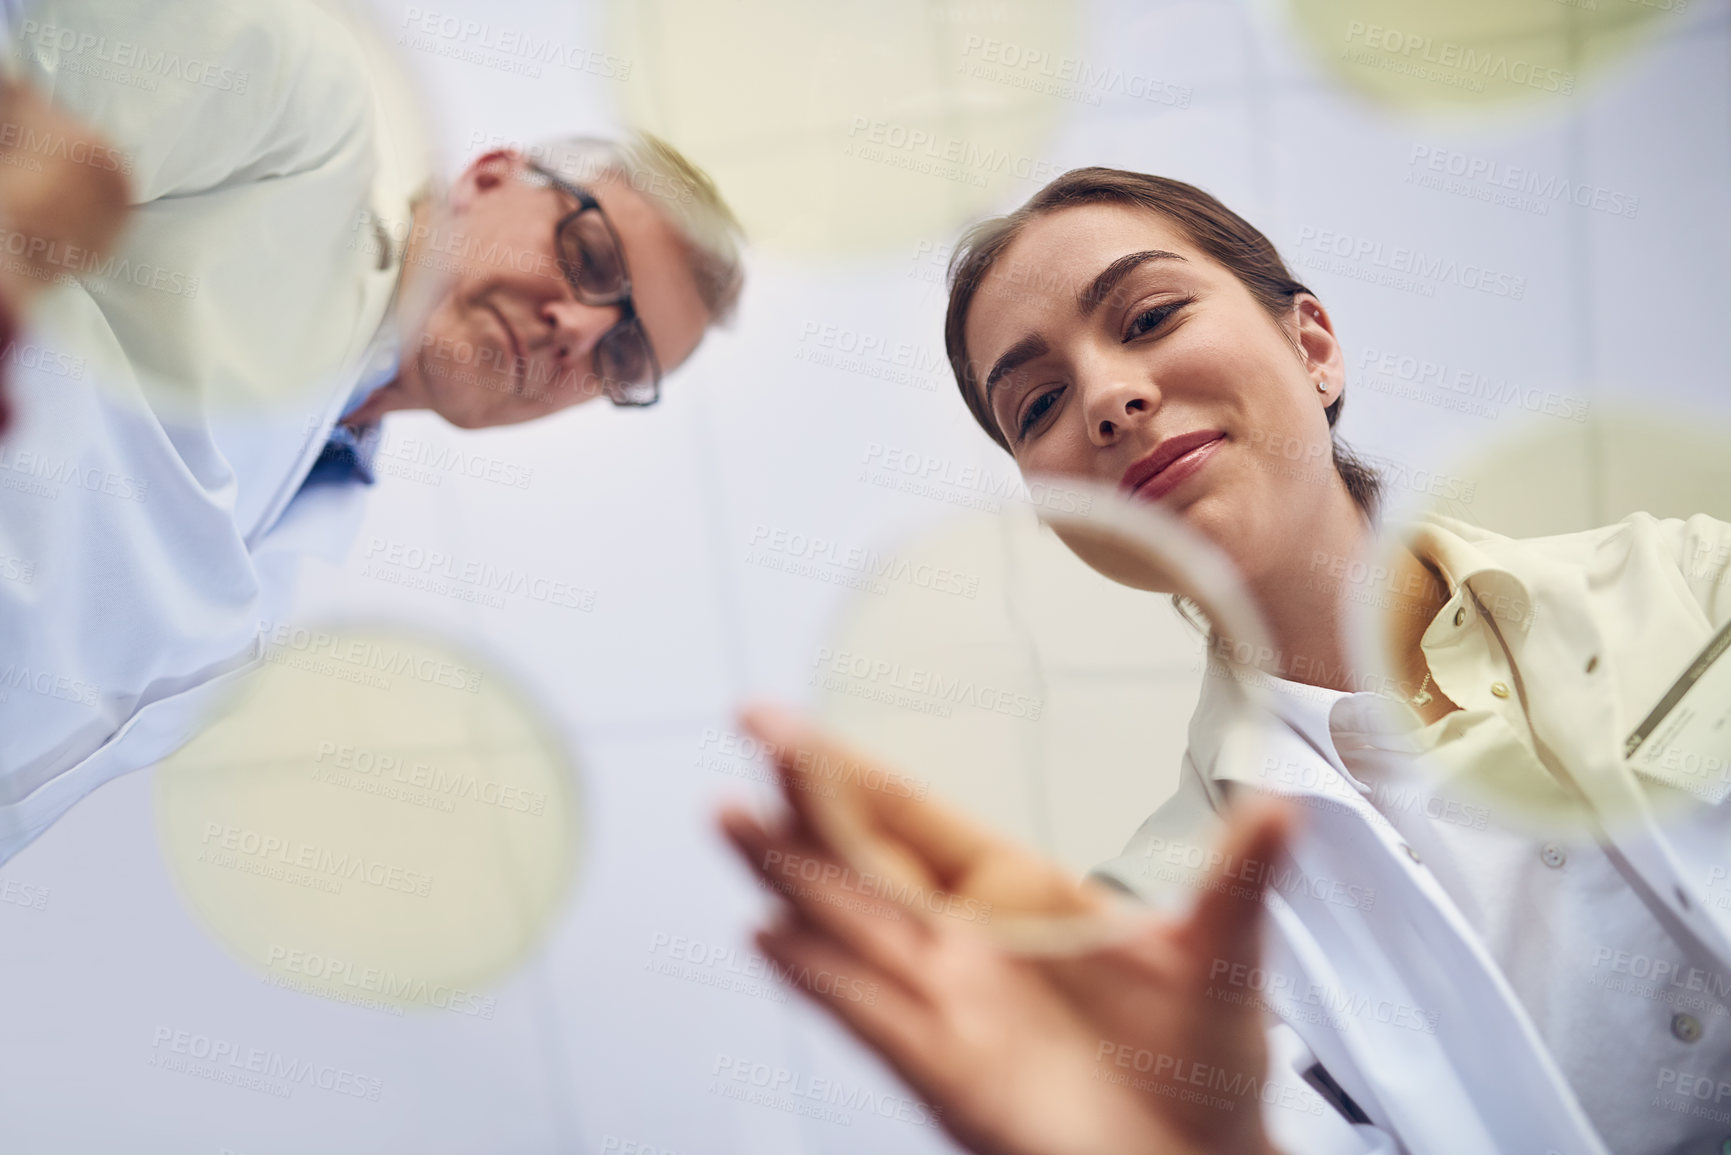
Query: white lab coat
0,0,428,861
1094,512,1731,1155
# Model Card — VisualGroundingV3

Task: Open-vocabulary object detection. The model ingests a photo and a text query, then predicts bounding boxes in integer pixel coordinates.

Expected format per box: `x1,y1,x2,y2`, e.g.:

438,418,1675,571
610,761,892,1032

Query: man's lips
1120,430,1226,502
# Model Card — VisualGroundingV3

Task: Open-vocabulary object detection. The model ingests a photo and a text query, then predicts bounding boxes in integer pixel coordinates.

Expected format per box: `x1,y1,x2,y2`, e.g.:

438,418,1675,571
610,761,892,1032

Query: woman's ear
1291,294,1346,396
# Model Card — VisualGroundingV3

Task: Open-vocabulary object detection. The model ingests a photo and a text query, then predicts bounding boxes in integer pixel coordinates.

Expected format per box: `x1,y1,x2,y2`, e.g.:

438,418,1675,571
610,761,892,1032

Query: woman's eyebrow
1077,249,1185,318
983,333,1050,399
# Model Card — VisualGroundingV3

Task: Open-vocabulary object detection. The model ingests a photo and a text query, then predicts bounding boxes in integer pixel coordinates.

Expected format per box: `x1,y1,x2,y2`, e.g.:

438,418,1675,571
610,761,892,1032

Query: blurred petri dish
1280,0,1681,113
1345,405,1731,836
808,476,1283,953
155,623,582,1010
608,0,1077,258
8,0,440,423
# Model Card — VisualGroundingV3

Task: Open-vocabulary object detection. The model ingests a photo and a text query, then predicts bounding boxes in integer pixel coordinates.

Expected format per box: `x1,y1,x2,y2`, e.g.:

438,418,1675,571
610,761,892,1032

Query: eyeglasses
523,162,663,407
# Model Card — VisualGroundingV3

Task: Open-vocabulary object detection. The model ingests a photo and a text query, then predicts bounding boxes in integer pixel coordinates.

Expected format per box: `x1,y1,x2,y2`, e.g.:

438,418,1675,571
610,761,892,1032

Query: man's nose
542,298,621,363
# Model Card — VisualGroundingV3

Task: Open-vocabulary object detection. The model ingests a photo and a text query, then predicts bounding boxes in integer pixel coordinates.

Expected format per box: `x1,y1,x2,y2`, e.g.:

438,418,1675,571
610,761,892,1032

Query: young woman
722,169,1731,1155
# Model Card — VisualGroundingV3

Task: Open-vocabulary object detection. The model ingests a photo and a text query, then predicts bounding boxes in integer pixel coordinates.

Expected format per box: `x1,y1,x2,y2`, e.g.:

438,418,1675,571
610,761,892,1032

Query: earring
1316,379,1329,393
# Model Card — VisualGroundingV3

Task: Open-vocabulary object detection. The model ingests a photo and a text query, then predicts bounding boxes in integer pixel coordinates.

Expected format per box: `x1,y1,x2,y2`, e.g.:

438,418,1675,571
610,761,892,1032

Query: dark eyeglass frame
524,161,663,408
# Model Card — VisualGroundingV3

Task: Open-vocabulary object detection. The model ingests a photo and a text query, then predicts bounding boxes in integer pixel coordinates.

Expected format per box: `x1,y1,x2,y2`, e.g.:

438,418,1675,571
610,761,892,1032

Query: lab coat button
1490,681,1511,699
1672,1012,1702,1043
1401,844,1421,865
1540,843,1566,869
1453,607,1466,627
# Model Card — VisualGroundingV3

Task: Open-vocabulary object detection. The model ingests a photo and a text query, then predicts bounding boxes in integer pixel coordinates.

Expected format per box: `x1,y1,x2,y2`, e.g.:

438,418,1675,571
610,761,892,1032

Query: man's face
400,151,712,429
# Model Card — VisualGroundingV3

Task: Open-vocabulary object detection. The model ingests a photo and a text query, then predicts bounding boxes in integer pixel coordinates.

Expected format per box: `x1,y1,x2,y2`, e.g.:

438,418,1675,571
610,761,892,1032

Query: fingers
754,917,937,1072
739,702,1004,888
718,803,933,990
1176,792,1296,971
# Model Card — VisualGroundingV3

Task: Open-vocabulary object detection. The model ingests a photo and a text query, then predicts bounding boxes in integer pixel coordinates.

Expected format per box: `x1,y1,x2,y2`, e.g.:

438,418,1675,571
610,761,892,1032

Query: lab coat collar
1407,514,1541,656
1188,655,1385,801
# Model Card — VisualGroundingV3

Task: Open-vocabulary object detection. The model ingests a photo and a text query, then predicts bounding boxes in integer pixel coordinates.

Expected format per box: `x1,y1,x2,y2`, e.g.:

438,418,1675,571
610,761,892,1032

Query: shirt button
1490,681,1511,699
1540,843,1566,869
1672,1012,1703,1043
1401,844,1422,865
1453,607,1466,627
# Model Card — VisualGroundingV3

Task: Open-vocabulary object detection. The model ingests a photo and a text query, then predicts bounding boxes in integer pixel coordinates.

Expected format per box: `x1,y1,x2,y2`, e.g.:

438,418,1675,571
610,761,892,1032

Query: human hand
719,705,1292,1155
0,76,131,437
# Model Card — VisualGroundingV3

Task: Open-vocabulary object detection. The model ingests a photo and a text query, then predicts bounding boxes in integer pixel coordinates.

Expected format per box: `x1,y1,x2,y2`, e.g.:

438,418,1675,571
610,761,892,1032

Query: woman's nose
1084,379,1159,445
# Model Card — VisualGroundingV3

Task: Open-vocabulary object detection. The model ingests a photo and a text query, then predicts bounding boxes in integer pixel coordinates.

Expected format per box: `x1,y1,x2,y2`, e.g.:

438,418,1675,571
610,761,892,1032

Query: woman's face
962,203,1349,587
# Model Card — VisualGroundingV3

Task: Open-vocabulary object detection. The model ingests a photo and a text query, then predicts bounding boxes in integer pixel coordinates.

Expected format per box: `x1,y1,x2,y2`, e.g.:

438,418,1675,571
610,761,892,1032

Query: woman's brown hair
943,167,1382,519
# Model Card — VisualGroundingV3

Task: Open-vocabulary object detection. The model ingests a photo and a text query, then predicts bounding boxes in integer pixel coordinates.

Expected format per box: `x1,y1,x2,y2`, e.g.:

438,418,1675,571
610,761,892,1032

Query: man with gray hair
0,0,745,861
339,133,744,435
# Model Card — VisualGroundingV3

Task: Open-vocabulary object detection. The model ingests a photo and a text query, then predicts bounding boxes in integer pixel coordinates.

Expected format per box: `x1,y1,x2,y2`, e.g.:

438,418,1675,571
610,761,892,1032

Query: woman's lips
1122,433,1225,503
